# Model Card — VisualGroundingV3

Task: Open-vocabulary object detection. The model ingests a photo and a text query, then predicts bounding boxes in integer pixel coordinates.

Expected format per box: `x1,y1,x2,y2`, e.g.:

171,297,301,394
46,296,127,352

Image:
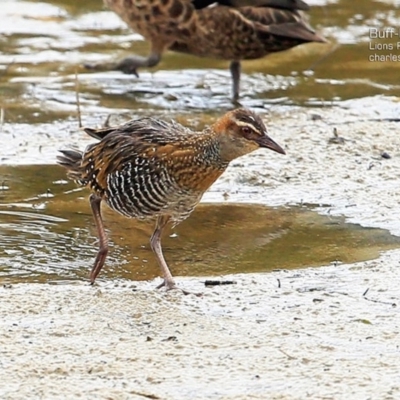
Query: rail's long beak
256,134,286,155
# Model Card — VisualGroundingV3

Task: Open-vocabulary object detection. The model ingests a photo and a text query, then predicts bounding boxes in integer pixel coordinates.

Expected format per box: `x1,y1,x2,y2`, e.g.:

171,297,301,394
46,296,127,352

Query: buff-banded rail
57,108,285,293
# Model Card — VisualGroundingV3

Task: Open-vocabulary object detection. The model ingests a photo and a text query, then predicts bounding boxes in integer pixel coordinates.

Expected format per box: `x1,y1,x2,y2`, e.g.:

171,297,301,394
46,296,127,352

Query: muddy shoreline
1,252,399,399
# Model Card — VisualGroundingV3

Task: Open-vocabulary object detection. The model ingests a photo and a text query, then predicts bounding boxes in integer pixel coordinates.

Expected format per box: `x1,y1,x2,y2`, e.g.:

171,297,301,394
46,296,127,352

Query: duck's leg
84,41,165,76
85,52,161,76
113,52,161,75
230,60,242,103
89,194,109,284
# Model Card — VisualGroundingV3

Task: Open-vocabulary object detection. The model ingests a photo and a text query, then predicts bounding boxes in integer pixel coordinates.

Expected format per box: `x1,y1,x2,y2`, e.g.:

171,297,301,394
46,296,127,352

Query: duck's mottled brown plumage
86,0,325,100
57,108,285,292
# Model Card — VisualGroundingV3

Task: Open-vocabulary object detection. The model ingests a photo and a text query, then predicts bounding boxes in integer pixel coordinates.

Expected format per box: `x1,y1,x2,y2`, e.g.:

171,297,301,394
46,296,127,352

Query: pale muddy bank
0,252,399,400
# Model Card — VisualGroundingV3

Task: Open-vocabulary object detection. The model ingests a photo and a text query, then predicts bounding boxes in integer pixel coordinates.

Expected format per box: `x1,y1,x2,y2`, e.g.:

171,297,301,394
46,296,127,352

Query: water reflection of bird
57,108,285,293
86,0,325,101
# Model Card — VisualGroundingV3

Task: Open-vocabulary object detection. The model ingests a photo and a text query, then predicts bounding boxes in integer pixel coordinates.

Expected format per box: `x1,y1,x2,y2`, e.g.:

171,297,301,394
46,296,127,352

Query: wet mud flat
1,252,399,400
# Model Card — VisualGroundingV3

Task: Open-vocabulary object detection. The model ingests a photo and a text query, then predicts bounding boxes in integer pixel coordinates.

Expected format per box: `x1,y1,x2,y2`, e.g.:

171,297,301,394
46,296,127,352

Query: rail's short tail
57,149,87,186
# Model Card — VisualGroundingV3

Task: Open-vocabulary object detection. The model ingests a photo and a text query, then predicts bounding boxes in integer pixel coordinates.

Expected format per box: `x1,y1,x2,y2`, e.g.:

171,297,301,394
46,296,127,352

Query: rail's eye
241,126,251,135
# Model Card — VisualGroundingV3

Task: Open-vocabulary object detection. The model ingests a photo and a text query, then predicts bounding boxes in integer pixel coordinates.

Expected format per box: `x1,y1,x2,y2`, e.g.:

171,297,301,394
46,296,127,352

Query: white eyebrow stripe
236,120,262,134
236,121,253,127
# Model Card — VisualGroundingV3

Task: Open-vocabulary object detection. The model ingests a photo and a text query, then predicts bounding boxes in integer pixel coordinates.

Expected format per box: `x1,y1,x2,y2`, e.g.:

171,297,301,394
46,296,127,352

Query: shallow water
0,164,399,285
1,0,400,124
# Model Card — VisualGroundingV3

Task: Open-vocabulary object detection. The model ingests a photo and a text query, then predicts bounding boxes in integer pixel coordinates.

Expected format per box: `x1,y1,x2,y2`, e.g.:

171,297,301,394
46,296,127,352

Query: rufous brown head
214,108,286,162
